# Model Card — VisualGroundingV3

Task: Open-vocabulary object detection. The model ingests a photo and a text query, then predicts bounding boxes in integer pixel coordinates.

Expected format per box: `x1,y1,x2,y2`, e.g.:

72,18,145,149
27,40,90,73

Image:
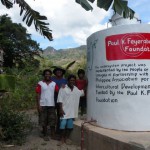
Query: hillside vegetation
41,45,87,72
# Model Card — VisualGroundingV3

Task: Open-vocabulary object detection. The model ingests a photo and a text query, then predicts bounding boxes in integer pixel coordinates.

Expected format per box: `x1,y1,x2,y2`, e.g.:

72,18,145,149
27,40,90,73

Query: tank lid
110,13,141,26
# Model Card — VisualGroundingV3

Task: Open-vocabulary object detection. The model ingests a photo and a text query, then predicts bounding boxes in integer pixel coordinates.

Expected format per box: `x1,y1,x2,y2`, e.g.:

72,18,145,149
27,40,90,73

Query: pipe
81,119,97,150
107,19,112,28
137,19,142,23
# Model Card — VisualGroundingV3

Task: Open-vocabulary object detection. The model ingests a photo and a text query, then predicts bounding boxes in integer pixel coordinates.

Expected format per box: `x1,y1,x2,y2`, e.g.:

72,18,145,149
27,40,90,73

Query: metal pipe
107,19,112,28
81,119,97,150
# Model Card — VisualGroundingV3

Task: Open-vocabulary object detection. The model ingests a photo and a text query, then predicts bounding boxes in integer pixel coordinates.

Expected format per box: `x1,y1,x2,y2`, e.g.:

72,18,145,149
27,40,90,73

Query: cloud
48,0,110,45
0,0,110,46
1,0,149,48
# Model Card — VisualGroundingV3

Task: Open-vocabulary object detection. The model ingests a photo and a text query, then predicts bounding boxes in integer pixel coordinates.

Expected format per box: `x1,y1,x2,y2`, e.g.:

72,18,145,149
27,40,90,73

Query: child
51,67,67,135
36,69,59,141
76,69,87,116
57,74,84,145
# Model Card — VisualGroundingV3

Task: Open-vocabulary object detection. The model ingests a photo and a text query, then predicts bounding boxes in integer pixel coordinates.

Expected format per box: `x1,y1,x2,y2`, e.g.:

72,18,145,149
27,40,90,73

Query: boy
51,67,67,135
57,74,84,145
36,69,59,141
51,67,67,88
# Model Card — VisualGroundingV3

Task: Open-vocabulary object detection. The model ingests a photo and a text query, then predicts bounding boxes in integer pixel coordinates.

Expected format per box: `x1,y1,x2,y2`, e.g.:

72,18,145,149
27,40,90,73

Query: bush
0,108,32,145
0,67,42,110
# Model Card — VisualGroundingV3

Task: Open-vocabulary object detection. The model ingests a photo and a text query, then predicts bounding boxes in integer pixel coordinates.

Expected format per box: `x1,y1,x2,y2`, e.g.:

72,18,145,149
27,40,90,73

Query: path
0,110,81,150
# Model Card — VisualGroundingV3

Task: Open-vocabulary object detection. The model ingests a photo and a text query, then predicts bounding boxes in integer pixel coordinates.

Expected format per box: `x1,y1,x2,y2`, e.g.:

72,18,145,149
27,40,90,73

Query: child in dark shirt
51,67,67,136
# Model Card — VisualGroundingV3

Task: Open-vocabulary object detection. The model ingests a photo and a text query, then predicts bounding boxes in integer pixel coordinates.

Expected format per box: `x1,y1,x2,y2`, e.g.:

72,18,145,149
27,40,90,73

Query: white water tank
87,13,150,131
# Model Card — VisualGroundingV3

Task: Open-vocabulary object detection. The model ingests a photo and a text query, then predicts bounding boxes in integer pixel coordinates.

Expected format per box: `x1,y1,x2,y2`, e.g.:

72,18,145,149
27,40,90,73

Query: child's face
44,71,51,81
68,77,76,87
78,73,84,79
56,70,63,77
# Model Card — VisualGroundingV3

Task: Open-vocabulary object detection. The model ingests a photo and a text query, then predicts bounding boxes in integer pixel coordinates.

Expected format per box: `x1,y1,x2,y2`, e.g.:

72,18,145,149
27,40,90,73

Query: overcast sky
0,0,150,50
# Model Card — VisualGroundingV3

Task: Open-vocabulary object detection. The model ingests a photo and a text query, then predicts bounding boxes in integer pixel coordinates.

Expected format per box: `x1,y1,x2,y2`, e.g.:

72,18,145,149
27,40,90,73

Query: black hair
77,69,85,75
42,69,52,76
67,74,76,81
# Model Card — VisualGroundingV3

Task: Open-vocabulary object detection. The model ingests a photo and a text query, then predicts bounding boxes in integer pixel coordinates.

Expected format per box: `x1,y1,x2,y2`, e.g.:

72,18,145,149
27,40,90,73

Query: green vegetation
0,48,85,145
0,15,42,145
42,45,87,74
0,14,41,68
1,67,41,110
0,108,32,145
0,14,86,145
0,74,15,91
0,66,40,145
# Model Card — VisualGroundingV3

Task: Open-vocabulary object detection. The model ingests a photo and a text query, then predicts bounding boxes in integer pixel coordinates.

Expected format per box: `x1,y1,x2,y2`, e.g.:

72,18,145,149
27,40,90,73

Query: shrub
0,67,42,110
0,108,32,145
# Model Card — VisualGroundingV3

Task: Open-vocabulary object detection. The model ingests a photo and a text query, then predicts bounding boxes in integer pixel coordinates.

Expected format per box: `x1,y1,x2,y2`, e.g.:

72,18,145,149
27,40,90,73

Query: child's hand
59,109,65,117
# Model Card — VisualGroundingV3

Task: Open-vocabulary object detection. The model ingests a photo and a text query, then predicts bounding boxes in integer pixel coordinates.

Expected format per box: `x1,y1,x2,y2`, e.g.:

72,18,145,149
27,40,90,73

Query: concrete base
70,120,150,150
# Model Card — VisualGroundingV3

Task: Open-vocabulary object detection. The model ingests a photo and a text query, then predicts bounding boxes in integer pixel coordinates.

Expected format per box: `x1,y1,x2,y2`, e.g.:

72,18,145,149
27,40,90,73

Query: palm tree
1,0,134,41
1,0,53,41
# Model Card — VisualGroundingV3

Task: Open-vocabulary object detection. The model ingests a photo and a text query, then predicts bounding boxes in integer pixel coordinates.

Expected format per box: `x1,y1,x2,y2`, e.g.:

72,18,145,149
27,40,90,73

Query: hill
42,45,87,70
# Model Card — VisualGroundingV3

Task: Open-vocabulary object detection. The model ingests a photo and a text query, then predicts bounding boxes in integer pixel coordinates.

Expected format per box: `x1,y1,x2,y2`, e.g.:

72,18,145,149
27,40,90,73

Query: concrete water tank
87,13,150,131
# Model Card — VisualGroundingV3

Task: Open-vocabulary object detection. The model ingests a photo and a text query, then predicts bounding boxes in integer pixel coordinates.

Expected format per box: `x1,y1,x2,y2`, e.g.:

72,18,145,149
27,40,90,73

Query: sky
0,0,150,50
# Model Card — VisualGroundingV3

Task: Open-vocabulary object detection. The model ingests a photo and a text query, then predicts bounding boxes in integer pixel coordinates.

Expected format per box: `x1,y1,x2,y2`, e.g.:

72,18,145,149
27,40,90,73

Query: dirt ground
0,110,81,150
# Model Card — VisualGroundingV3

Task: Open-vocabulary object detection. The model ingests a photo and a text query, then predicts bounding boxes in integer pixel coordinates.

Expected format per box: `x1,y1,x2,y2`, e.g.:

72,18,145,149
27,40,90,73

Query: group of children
36,67,87,145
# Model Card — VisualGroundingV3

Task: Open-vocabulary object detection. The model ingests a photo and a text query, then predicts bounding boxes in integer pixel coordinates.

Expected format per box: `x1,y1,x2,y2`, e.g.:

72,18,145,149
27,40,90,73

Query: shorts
60,118,73,129
39,106,56,127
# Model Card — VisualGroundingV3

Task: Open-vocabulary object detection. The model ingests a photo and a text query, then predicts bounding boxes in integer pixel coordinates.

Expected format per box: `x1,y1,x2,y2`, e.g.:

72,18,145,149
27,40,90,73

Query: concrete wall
71,120,150,150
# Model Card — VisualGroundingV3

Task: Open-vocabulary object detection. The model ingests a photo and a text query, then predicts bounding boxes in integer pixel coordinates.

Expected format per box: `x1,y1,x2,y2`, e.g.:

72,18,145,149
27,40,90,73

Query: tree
76,0,134,18
0,14,41,68
1,0,134,41
0,0,53,41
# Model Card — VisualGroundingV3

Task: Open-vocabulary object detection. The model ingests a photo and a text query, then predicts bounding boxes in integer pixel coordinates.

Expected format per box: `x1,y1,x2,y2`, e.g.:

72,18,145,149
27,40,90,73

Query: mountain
43,46,56,55
42,45,87,69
